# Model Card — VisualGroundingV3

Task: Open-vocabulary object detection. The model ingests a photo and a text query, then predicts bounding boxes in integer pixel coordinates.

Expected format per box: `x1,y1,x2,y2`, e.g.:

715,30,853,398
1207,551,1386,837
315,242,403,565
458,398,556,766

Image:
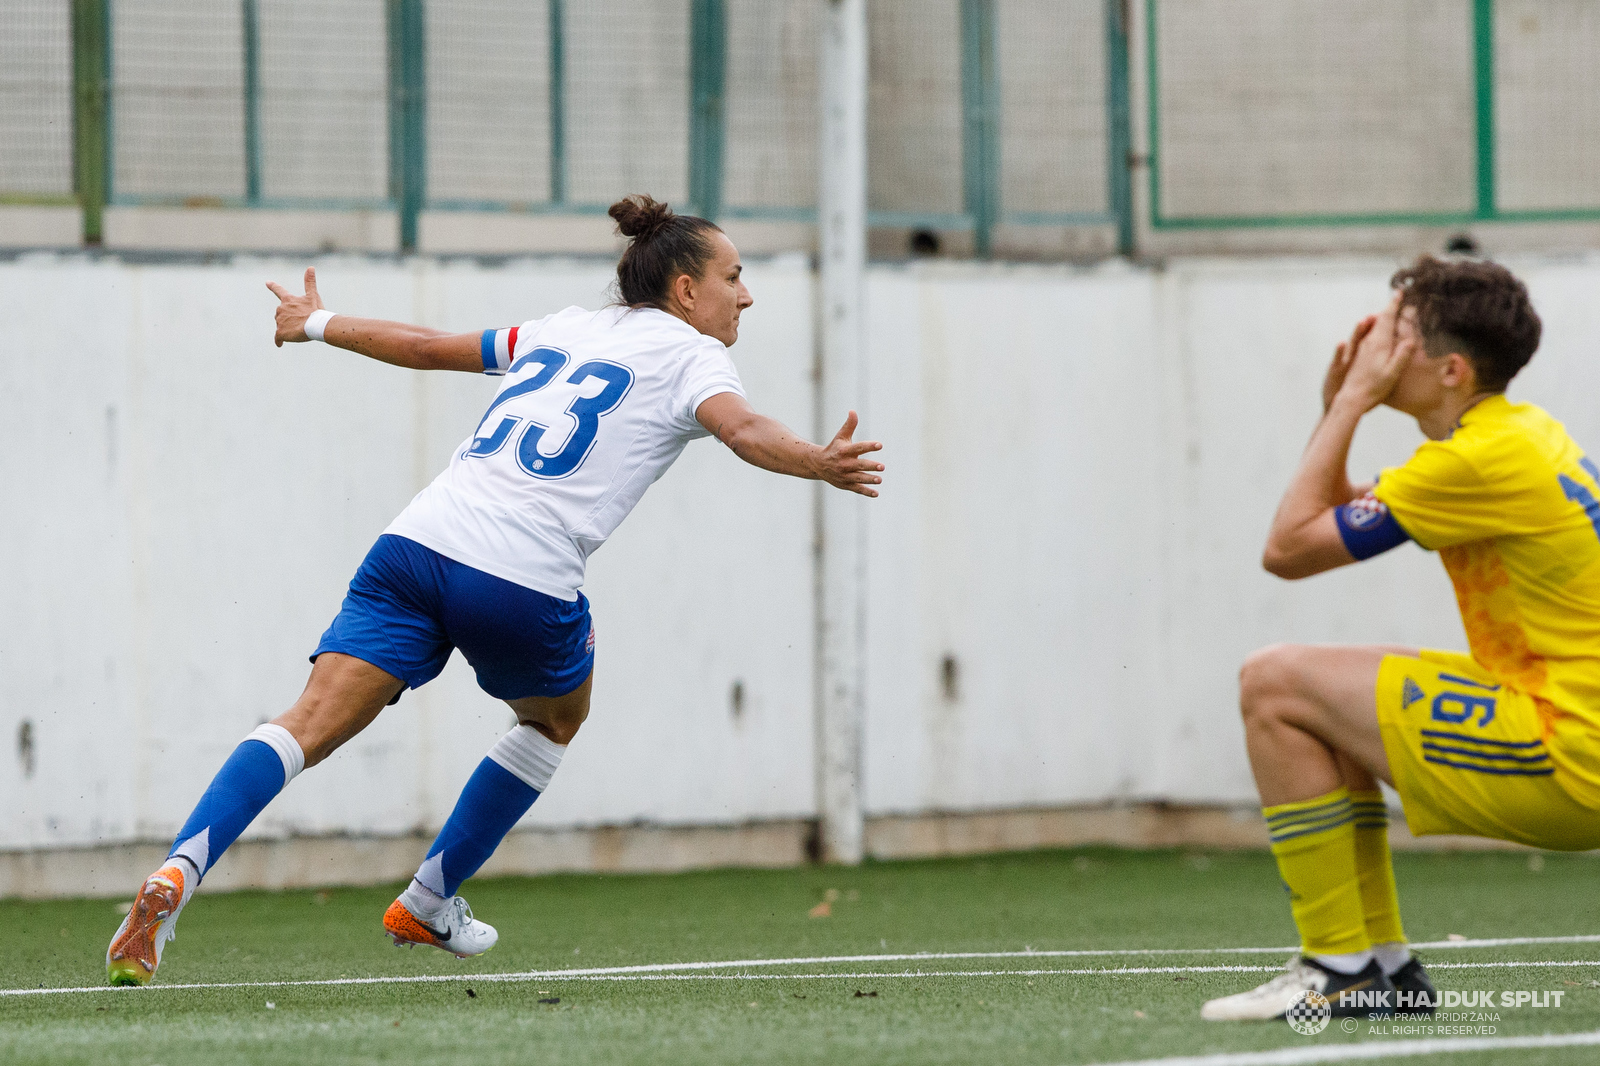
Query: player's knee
1239,644,1304,724
526,719,580,746
519,708,587,746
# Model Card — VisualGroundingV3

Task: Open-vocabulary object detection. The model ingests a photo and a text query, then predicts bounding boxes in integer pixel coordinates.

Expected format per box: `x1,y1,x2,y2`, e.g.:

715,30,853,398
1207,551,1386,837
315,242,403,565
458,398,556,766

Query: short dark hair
608,194,721,309
1389,255,1541,393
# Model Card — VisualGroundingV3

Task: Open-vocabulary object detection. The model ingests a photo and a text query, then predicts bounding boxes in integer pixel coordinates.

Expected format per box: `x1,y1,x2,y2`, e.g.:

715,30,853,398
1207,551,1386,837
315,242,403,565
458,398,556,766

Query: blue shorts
312,535,594,701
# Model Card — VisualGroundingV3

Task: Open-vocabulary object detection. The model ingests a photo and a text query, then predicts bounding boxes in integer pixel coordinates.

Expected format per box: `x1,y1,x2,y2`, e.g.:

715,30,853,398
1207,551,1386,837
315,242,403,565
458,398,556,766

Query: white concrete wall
5,250,1600,856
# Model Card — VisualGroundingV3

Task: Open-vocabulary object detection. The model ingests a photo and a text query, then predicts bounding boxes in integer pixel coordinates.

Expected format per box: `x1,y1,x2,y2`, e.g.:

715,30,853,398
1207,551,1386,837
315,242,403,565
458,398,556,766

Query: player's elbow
1261,541,1313,581
716,412,764,457
413,334,455,371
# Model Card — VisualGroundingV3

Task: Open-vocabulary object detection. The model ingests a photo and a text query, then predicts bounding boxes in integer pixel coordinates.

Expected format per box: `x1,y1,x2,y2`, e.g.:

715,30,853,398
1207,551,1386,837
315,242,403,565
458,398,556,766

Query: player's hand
265,267,324,347
1323,314,1376,413
1336,295,1414,413
815,411,885,497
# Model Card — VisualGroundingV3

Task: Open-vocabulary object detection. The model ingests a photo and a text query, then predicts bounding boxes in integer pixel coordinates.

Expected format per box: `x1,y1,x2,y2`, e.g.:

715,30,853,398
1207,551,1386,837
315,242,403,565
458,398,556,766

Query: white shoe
383,895,498,958
1201,956,1394,1021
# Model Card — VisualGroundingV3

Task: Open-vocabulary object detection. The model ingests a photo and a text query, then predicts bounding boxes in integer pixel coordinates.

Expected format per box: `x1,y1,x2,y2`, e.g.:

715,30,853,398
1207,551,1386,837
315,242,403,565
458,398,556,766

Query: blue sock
414,758,540,898
168,724,304,878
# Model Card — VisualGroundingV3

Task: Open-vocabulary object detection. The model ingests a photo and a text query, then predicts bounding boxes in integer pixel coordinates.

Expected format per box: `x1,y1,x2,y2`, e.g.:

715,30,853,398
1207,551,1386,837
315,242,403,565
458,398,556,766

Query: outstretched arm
696,392,885,498
266,267,484,373
1263,300,1413,579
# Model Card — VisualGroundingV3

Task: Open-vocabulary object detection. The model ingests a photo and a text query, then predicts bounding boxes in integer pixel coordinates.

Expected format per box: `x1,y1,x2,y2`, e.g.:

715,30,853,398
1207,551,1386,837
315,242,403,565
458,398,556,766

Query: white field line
1084,1028,1600,1066
16,933,1587,999
7,952,1600,998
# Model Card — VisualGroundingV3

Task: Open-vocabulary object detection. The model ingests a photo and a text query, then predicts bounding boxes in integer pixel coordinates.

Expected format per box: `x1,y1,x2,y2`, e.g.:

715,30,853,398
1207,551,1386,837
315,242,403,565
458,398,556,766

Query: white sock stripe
486,725,566,791
245,723,305,784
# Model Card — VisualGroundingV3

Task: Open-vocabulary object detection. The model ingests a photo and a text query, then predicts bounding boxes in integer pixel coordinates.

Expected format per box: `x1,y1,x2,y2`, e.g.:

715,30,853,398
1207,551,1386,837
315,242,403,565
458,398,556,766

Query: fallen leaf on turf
792,994,807,999
1173,976,1189,982
854,990,878,998
1447,933,1467,942
113,902,132,915
825,888,841,902
539,997,560,1005
1134,1010,1147,1019
748,1001,758,1007
809,900,832,918
266,1002,275,1010
1564,981,1581,987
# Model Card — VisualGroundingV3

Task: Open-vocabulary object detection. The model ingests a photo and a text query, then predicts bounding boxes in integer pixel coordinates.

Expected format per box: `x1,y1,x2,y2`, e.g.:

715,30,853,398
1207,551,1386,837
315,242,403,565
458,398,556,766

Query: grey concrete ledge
0,803,1537,901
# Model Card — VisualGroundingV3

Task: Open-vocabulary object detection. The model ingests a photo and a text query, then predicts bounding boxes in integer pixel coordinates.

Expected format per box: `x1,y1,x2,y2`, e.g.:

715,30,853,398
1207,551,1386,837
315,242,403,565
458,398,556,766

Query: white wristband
304,309,336,342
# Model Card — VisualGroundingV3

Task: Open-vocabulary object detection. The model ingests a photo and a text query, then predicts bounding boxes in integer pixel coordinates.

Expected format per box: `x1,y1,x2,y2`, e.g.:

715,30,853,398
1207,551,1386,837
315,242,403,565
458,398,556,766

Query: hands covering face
1323,296,1421,415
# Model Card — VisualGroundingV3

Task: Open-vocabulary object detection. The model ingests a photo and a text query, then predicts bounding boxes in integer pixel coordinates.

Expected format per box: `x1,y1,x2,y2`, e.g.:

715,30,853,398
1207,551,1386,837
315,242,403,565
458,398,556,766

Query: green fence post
688,0,726,220
1473,0,1496,219
1105,0,1134,256
959,0,998,256
242,0,262,204
71,0,110,245
388,0,426,252
549,0,566,205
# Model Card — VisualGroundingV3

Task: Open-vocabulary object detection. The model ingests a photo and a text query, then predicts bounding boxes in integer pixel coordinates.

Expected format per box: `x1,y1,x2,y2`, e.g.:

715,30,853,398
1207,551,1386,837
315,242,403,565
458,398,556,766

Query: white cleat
1201,956,1394,1021
383,895,498,958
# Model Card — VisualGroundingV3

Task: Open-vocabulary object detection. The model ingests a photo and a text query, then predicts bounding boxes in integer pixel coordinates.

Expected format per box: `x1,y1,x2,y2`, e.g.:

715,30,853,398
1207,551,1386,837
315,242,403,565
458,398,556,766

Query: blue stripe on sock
1265,802,1354,834
1269,812,1355,845
1264,796,1349,825
168,738,287,876
424,757,541,898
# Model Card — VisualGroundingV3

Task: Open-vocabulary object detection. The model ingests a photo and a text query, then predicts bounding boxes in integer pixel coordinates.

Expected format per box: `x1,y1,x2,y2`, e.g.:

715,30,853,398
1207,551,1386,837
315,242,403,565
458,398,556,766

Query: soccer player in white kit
106,195,885,985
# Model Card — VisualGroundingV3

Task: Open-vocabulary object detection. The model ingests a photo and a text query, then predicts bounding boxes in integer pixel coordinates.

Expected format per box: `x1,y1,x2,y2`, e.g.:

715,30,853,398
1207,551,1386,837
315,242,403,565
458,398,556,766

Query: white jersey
384,305,744,600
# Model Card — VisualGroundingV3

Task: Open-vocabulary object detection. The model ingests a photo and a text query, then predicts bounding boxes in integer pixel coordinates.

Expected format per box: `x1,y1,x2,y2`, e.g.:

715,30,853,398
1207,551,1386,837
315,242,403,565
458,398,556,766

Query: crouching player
1203,256,1600,1021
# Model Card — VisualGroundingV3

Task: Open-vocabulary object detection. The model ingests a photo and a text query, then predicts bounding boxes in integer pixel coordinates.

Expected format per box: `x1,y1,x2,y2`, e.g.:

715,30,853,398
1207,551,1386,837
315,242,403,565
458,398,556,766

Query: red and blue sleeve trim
478,326,519,376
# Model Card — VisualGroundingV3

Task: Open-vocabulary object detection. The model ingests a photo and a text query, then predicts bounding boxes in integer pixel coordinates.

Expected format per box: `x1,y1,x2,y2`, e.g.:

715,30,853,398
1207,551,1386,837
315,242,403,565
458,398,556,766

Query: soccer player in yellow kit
1203,256,1600,1021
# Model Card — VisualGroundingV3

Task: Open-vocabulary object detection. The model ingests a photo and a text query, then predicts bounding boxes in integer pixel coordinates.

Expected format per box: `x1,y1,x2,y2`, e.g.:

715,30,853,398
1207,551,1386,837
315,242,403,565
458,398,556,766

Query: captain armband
1334,492,1411,560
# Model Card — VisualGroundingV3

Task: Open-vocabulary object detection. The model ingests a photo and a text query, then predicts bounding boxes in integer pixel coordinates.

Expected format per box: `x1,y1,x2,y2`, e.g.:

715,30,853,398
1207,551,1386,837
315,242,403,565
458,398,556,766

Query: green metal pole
1472,0,1496,219
1105,0,1134,256
959,0,997,257
71,0,110,245
388,0,426,252
549,0,566,204
688,0,726,220
242,0,262,203
1144,0,1162,228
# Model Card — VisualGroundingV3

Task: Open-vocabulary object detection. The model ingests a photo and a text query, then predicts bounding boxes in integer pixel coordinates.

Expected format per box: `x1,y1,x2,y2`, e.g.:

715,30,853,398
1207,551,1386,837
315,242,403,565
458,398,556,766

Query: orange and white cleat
383,896,498,958
107,864,189,986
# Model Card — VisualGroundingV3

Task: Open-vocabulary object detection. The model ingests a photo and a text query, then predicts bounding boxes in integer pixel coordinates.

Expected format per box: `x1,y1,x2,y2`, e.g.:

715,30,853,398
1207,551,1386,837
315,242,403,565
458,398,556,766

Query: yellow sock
1350,790,1406,948
1264,787,1370,957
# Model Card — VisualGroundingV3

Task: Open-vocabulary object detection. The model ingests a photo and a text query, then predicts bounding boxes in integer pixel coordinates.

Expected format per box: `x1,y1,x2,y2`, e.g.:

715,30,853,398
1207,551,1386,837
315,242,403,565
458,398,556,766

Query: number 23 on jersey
464,346,635,480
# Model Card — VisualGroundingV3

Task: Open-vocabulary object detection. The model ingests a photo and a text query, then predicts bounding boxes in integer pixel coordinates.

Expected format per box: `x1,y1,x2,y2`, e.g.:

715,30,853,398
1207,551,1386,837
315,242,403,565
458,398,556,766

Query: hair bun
609,194,675,241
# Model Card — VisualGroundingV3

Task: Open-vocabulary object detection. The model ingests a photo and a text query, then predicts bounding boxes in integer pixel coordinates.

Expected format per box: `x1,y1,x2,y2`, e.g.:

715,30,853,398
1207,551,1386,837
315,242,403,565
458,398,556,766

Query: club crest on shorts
1285,989,1331,1035
586,624,596,654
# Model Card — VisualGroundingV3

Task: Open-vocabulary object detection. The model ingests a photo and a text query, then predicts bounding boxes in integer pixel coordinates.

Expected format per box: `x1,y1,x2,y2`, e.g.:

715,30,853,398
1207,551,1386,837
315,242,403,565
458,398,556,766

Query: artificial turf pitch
4,848,1600,1066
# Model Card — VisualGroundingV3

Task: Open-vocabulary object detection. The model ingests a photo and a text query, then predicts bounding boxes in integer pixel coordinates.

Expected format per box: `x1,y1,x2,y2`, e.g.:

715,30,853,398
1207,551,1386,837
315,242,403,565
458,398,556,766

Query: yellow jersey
1373,394,1600,809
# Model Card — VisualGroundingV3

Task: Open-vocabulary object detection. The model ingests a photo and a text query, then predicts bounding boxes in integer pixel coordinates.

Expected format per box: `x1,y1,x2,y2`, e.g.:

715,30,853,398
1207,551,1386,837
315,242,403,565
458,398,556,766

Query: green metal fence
1,0,1132,254
1146,0,1600,229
